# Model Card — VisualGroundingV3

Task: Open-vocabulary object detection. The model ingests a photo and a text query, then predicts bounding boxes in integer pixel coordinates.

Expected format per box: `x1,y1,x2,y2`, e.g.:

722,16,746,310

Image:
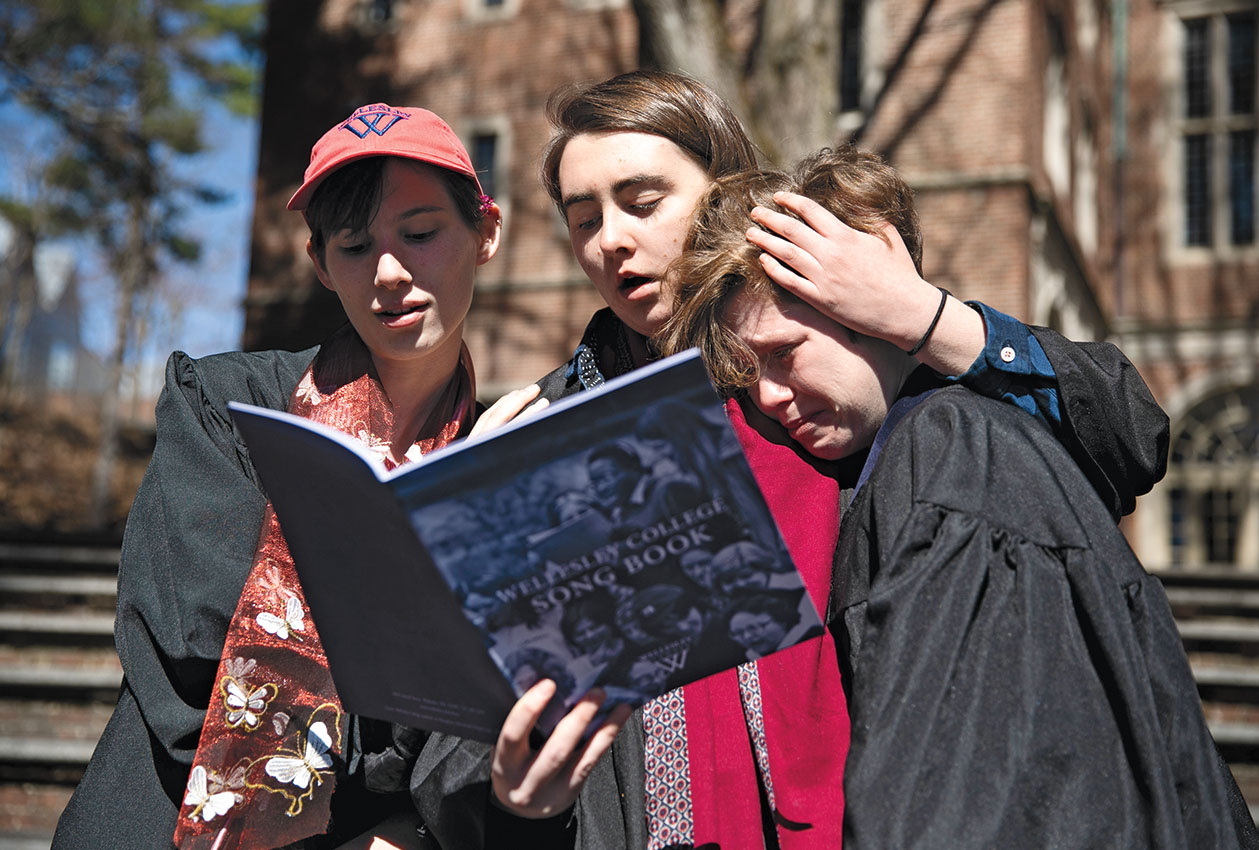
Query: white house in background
0,216,105,407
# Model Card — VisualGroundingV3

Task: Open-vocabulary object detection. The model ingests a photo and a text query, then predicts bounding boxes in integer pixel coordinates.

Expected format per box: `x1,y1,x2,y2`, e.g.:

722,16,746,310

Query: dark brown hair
541,70,759,214
304,157,484,266
657,145,922,393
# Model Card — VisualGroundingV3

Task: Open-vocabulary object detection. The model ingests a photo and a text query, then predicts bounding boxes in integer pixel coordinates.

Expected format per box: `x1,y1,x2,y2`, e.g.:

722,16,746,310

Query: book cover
230,350,823,743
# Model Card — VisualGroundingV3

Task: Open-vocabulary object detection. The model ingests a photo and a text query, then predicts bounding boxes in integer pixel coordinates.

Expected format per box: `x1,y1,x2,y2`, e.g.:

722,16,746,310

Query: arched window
1166,383,1259,568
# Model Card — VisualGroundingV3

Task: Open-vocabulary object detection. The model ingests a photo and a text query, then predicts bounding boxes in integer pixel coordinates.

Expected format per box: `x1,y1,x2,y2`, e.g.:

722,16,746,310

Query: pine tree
0,0,262,527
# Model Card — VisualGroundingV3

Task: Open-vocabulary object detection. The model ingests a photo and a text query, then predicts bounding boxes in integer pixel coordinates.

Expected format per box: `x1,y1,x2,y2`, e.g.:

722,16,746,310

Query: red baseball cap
287,103,482,211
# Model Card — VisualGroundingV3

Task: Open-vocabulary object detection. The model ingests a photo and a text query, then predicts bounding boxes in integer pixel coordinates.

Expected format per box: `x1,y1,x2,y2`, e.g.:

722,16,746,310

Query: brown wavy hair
541,70,759,215
657,145,922,393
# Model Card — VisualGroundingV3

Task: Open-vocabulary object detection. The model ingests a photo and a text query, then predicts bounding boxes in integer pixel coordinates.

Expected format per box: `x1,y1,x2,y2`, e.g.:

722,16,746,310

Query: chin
614,311,656,338
605,299,664,337
801,437,852,461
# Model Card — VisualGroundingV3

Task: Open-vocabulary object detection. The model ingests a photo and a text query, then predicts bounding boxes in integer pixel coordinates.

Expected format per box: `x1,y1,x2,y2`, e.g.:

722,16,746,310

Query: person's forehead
726,293,793,340
727,292,836,346
559,131,706,191
590,454,634,471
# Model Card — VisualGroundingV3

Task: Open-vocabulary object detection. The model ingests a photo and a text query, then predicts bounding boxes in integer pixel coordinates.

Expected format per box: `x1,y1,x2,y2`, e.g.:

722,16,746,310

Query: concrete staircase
2,541,1258,847
0,540,120,850
1160,568,1259,818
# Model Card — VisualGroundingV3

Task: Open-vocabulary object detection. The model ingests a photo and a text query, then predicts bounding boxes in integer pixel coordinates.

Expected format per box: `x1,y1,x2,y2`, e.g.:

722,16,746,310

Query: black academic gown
52,346,410,850
831,378,1257,849
407,311,1185,850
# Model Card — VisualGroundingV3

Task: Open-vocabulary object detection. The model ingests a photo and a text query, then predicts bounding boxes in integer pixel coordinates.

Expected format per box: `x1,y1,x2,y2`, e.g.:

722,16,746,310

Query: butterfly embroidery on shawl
183,764,238,823
294,373,323,406
220,675,278,731
256,594,305,641
354,428,394,470
255,560,288,605
265,719,334,792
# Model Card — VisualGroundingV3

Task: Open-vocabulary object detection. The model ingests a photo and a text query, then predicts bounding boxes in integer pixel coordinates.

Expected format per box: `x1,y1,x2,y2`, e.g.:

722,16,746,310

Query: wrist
904,287,948,356
880,277,947,352
489,786,574,821
487,791,576,847
913,294,987,377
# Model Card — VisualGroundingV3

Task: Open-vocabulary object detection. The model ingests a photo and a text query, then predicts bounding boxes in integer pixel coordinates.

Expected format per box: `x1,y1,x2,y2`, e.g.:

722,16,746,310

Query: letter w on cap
344,110,405,139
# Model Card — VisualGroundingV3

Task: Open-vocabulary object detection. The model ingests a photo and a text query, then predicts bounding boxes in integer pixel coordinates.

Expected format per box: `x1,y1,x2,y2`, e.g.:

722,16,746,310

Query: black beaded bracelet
906,286,949,356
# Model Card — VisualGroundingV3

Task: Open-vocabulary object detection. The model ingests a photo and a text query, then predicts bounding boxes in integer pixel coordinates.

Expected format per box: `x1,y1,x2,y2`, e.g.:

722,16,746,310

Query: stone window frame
1164,381,1259,568
835,0,886,138
459,114,513,231
564,0,627,10
1160,0,1259,262
1131,336,1259,571
353,0,403,34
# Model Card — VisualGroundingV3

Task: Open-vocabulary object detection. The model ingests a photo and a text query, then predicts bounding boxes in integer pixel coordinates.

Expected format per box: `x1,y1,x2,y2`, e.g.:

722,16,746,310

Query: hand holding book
490,681,633,819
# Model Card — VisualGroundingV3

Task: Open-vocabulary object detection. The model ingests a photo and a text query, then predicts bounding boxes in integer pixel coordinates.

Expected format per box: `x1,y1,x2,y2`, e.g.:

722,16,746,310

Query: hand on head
741,146,986,377
746,191,938,350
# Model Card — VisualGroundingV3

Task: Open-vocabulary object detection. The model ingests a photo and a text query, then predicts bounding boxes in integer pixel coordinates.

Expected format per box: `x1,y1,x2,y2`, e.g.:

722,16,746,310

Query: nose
751,373,793,414
598,209,635,257
375,251,411,289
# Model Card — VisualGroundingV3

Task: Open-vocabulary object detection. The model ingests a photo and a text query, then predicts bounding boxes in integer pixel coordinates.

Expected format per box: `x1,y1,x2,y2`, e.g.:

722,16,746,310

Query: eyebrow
397,205,445,219
560,173,668,212
330,205,445,238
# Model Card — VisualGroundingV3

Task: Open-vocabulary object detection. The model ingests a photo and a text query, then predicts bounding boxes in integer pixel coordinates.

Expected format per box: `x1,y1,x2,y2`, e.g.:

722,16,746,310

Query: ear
306,239,335,292
476,201,503,266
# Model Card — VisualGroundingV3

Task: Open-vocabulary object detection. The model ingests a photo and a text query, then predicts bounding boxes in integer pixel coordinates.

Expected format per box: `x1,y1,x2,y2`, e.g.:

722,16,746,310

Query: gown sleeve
834,388,1255,850
955,302,1168,519
52,348,313,849
1028,324,1168,518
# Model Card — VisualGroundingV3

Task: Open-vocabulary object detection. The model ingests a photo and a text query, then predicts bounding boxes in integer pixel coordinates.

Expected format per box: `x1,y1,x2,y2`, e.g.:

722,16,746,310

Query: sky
157,98,259,359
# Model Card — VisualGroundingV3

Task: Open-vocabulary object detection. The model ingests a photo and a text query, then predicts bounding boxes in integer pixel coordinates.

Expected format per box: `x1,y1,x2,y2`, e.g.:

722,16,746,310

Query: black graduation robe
832,379,1257,849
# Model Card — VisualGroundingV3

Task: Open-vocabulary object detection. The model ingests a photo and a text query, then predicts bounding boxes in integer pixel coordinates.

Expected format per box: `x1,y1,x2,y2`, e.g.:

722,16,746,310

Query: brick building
245,0,1258,570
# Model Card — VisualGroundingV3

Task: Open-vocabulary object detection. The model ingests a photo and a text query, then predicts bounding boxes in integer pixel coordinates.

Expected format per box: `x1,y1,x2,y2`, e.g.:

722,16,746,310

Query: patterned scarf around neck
173,326,475,850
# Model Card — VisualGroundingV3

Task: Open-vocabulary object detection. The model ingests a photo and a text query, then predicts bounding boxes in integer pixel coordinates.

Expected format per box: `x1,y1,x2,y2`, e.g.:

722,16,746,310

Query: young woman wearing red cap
409,72,1171,850
52,103,629,850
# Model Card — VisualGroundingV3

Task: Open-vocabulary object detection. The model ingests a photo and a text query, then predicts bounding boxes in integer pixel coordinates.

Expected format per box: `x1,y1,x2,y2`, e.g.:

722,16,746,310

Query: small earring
478,194,494,215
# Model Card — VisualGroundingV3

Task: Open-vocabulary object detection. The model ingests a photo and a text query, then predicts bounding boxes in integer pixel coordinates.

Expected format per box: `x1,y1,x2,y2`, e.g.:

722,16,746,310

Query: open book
228,349,822,743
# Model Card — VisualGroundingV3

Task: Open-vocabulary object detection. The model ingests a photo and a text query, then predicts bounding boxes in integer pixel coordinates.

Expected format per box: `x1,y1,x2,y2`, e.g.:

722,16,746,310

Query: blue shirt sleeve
944,301,1061,428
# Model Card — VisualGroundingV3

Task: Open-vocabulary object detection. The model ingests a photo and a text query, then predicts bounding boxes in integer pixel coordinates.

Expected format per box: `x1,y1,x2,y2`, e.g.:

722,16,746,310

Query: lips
782,410,824,437
376,303,427,328
378,304,424,317
617,274,657,300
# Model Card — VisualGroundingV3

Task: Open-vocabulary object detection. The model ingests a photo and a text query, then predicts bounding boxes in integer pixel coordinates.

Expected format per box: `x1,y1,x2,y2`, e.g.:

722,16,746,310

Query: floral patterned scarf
173,325,475,850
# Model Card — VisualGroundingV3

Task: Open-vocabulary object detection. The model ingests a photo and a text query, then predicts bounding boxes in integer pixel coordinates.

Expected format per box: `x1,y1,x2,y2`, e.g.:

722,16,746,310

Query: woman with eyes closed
411,71,1171,850
52,102,629,850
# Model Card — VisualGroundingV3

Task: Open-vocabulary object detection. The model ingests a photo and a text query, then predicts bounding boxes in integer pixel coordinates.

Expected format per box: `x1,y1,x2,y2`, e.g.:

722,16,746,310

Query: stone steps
0,611,115,640
1159,569,1259,819
0,541,121,843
